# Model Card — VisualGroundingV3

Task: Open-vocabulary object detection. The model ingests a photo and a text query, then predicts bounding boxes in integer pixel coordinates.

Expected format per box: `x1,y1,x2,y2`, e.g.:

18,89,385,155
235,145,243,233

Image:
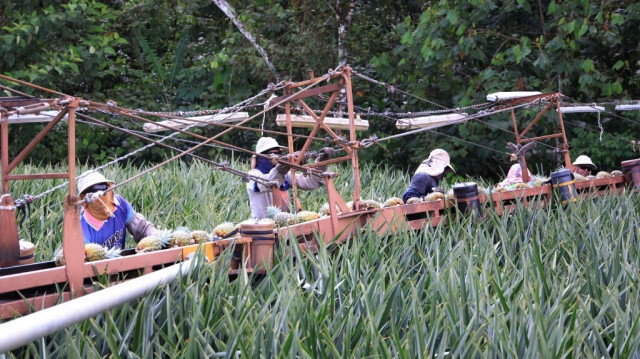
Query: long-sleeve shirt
80,195,156,249
402,173,439,203
246,168,324,219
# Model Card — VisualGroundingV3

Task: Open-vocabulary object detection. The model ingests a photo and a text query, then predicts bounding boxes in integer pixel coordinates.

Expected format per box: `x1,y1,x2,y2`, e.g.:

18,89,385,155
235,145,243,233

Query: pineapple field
5,160,640,357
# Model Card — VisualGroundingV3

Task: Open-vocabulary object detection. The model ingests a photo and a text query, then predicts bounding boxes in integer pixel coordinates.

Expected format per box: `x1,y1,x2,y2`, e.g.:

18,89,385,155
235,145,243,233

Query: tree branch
212,0,281,81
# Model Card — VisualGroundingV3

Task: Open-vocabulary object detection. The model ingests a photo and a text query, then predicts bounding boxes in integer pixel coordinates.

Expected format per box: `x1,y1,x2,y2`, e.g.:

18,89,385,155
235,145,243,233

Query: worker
403,149,454,203
572,155,597,177
497,163,528,187
247,137,335,219
78,171,157,249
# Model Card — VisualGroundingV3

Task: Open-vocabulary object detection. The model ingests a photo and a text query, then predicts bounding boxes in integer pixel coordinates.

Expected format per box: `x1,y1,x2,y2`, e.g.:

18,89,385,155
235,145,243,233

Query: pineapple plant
383,197,403,207
136,230,172,253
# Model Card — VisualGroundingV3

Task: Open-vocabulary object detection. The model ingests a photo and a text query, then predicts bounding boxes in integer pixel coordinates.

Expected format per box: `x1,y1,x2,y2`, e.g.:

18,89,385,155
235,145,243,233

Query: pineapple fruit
296,211,320,223
274,212,298,227
611,170,623,177
425,192,445,202
361,199,382,210
596,171,611,179
383,197,403,207
212,222,236,239
264,206,282,219
190,230,210,244
406,197,423,204
136,231,172,253
54,243,122,266
170,230,194,247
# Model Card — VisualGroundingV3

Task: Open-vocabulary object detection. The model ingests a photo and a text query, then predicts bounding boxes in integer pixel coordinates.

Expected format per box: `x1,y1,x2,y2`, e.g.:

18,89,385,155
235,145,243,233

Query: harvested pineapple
136,231,172,253
320,202,341,215
55,243,122,266
296,211,320,223
611,170,623,177
406,197,423,204
361,199,382,210
573,173,587,182
586,175,596,180
425,192,445,202
170,230,194,247
212,222,236,238
515,182,530,189
493,186,508,192
532,178,549,187
190,230,210,244
383,197,404,207
264,206,282,219
596,171,611,179
274,212,299,227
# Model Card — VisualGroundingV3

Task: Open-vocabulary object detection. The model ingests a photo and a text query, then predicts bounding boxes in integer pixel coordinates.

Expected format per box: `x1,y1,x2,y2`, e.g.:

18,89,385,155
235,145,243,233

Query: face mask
80,184,116,221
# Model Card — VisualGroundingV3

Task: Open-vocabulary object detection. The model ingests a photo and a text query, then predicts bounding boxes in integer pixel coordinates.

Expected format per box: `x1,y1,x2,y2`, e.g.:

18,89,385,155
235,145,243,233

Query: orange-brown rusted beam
282,71,343,90
307,155,351,168
297,99,352,154
342,67,362,210
520,133,563,144
519,100,554,138
62,101,84,298
6,108,68,173
294,89,341,165
269,83,342,107
555,98,572,168
7,173,69,180
1,113,8,194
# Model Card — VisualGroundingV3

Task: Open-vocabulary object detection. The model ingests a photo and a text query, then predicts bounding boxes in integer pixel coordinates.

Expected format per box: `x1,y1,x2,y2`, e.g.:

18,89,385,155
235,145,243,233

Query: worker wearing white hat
572,155,597,177
247,137,335,219
77,171,157,249
403,149,455,203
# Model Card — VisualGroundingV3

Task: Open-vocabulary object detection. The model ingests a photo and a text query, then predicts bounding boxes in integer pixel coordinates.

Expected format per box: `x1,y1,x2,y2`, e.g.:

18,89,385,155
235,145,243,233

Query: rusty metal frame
505,93,573,180
0,74,637,321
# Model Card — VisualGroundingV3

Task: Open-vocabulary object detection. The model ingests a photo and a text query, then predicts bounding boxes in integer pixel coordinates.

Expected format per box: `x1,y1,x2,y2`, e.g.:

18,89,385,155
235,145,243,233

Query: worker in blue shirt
78,171,157,249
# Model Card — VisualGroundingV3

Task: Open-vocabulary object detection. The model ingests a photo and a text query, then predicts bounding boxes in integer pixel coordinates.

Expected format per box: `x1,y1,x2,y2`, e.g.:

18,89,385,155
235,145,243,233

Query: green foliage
1,0,639,179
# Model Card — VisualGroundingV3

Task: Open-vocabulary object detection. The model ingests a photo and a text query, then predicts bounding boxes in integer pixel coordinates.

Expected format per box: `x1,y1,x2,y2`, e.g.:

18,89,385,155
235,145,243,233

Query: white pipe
558,105,604,113
0,259,195,354
615,104,640,111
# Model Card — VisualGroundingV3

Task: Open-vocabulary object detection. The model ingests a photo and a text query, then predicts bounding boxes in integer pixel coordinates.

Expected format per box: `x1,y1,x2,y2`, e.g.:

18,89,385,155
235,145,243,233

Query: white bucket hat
255,137,287,154
77,171,115,195
572,155,597,170
416,149,455,176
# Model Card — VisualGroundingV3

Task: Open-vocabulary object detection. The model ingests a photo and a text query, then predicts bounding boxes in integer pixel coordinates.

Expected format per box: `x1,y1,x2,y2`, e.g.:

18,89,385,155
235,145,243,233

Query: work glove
317,147,336,162
276,162,291,175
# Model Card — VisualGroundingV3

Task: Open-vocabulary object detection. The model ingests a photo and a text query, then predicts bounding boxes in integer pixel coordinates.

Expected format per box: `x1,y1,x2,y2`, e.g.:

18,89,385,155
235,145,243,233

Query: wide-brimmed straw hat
77,171,115,195
572,155,597,170
416,149,455,176
255,137,287,154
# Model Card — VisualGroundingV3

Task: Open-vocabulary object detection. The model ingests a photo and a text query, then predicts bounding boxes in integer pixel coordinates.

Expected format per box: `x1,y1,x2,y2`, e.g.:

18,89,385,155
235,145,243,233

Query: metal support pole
1,113,9,194
343,67,361,209
510,108,530,183
62,100,84,297
555,98,573,169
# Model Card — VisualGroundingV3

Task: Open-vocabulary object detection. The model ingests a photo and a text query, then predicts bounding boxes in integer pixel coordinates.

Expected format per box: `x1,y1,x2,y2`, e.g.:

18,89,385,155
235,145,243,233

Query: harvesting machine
0,67,639,347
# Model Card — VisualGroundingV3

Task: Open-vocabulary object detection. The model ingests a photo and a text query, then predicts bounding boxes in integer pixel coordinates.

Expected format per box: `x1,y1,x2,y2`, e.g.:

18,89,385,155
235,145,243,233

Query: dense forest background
1,0,639,180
